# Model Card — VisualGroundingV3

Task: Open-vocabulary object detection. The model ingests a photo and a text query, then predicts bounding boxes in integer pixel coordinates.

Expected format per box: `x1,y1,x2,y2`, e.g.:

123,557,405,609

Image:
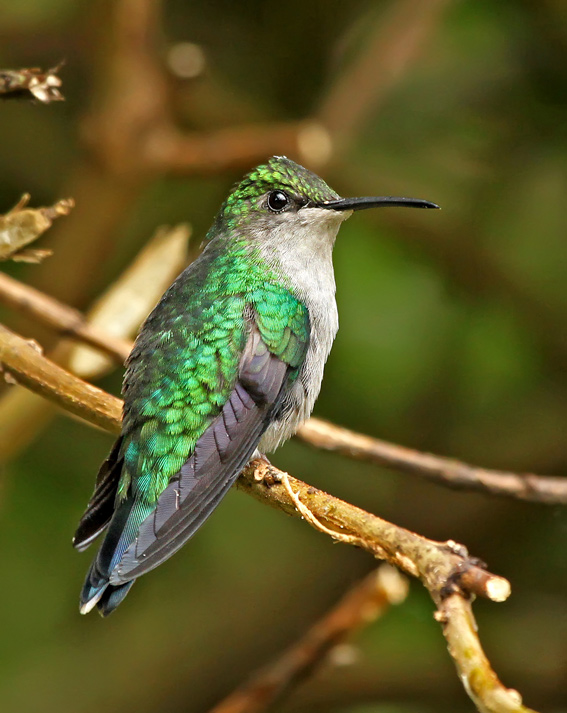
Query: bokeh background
1,1,567,711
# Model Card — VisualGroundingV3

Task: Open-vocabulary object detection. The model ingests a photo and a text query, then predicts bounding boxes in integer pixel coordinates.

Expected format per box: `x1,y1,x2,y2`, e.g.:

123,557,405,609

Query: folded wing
110,323,290,583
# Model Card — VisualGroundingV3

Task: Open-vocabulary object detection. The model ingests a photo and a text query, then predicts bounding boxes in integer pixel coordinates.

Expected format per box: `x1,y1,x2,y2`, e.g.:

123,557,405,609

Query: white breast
255,207,345,452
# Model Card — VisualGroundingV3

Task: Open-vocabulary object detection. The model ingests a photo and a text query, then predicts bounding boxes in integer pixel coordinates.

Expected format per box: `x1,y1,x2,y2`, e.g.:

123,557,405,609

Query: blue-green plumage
74,156,438,615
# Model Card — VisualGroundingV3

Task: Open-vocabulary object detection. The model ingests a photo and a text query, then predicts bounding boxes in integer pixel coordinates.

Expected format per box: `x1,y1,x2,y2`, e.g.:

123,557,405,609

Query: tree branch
209,566,408,713
2,274,566,506
146,121,333,175
0,324,121,434
239,466,533,713
0,322,538,713
0,272,130,363
297,419,567,505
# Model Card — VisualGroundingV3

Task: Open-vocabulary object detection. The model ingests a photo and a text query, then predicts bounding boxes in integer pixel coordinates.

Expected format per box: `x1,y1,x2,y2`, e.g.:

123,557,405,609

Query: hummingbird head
210,156,439,262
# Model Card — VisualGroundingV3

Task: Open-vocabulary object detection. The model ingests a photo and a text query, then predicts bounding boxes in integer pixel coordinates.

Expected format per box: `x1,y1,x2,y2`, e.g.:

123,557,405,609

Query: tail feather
97,582,135,617
79,561,109,614
79,562,135,616
79,497,153,616
73,437,124,552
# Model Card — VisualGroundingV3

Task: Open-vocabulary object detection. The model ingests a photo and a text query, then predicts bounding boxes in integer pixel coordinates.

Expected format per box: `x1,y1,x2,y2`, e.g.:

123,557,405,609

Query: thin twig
0,325,536,712
209,566,408,713
297,419,567,505
436,595,526,713
146,121,333,175
0,272,130,363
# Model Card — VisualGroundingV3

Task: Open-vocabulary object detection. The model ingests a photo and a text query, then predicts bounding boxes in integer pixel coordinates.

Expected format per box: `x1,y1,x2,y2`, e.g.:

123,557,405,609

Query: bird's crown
221,156,338,218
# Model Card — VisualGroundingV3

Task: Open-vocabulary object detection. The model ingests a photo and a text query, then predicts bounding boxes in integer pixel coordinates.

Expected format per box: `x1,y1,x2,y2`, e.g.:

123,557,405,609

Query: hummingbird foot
251,452,283,487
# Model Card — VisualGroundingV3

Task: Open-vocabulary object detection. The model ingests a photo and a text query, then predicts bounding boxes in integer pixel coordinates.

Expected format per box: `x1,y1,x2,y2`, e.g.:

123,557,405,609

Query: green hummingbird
74,156,438,615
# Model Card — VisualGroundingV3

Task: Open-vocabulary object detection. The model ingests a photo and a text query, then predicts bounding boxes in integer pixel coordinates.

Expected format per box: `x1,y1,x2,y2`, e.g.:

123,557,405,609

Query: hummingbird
74,156,438,615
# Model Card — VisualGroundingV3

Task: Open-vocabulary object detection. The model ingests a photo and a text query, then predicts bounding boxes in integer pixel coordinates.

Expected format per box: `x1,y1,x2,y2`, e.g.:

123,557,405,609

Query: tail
80,563,135,616
75,437,156,616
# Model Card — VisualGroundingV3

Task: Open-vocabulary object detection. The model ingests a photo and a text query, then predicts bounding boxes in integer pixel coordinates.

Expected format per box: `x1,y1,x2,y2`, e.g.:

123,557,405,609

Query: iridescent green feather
116,241,309,505
112,155,336,506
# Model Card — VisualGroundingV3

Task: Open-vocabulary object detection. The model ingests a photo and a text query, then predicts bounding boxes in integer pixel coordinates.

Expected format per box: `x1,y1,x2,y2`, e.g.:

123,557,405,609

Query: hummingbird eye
266,190,290,213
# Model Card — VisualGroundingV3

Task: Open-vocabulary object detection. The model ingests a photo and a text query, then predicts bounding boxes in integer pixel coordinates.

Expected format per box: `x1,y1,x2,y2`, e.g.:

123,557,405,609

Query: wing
109,319,303,584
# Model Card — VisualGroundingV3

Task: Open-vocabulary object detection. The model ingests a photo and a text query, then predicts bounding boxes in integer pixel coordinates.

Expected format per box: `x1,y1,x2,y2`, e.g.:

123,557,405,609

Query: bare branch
0,324,121,434
209,566,408,713
147,121,333,175
239,464,535,713
242,461,508,603
298,419,567,505
0,272,131,363
0,323,538,712
0,65,64,103
436,594,528,713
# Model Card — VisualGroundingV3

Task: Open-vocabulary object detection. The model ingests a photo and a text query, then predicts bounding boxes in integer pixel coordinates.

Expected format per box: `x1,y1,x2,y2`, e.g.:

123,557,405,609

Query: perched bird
74,156,438,615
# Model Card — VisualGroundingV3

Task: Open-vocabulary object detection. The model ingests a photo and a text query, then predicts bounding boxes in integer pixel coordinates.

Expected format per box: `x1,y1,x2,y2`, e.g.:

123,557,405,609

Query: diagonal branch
209,566,408,713
240,464,533,713
0,322,537,713
146,121,332,175
0,272,130,363
297,419,567,505
0,324,121,434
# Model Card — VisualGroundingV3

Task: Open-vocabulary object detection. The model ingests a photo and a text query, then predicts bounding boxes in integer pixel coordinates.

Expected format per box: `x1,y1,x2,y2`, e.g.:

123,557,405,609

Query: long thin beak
319,196,440,211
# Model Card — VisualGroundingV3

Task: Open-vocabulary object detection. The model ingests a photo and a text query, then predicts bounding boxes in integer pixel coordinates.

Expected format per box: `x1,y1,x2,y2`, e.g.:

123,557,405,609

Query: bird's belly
258,300,338,453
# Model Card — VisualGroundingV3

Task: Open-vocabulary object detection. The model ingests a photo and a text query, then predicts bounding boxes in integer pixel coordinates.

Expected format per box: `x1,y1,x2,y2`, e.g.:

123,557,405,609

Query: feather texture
111,327,289,582
74,156,351,615
76,275,309,614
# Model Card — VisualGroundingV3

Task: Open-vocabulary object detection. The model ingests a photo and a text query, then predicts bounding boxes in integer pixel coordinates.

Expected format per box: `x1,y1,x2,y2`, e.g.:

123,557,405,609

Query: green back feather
118,240,309,504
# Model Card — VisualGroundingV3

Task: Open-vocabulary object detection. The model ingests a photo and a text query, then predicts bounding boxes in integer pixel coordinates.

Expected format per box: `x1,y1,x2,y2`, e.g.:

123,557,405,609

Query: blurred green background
1,1,567,711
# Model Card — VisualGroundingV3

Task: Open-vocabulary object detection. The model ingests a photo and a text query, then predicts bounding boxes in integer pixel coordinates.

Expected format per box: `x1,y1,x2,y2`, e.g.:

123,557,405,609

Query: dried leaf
68,224,191,378
0,64,64,103
0,196,74,261
11,248,54,264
